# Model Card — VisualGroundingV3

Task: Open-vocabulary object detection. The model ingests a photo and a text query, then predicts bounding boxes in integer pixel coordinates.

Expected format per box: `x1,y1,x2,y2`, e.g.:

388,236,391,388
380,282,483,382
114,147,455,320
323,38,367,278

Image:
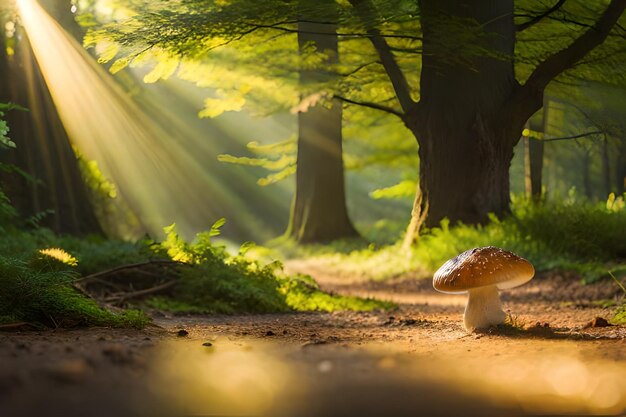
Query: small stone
586,317,612,328
177,329,189,337
265,330,276,337
302,339,328,348
202,342,213,347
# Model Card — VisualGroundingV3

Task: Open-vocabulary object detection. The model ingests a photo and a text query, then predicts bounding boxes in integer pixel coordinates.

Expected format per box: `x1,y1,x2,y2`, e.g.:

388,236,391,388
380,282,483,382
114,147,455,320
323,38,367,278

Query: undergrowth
0,219,392,328
144,223,392,314
278,195,626,283
614,306,626,325
0,255,148,328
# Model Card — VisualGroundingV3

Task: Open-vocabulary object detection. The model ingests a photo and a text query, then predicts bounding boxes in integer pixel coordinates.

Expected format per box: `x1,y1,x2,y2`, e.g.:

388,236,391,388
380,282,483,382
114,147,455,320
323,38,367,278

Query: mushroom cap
433,246,535,294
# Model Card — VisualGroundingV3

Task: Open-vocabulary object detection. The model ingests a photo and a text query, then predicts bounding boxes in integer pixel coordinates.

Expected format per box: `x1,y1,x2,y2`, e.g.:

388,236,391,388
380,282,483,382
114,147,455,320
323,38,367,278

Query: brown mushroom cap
433,246,535,294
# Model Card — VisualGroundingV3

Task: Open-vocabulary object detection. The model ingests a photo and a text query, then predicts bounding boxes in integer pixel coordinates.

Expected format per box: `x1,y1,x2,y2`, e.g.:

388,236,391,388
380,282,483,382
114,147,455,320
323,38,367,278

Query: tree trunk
0,14,102,235
404,0,520,238
523,105,546,201
286,18,358,243
601,135,611,196
581,150,592,199
616,137,626,195
524,136,544,201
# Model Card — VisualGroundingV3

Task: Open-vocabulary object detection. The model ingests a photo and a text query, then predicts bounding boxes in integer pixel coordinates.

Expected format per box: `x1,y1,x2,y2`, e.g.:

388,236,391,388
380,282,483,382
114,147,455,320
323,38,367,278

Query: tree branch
542,130,604,142
247,22,422,41
348,0,416,114
525,0,626,93
335,95,403,117
509,0,626,123
516,0,568,32
76,260,182,283
104,280,178,304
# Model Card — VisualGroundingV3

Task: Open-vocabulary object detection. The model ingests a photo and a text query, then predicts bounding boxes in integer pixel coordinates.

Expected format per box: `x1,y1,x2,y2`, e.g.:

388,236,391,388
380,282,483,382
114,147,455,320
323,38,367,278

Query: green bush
146,223,393,314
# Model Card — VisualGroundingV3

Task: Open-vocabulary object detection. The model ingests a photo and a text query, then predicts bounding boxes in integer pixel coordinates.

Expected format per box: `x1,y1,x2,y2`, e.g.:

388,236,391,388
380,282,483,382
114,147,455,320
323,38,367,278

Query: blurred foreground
1,271,624,417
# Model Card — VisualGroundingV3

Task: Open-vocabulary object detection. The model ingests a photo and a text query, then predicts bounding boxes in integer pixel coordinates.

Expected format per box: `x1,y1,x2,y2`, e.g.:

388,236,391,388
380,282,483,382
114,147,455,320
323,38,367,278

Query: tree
0,1,102,234
523,102,547,202
89,0,626,242
288,16,359,242
360,0,626,241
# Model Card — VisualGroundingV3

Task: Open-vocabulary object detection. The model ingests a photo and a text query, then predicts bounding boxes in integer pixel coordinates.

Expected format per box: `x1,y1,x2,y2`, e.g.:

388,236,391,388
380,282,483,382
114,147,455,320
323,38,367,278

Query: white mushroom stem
463,285,507,332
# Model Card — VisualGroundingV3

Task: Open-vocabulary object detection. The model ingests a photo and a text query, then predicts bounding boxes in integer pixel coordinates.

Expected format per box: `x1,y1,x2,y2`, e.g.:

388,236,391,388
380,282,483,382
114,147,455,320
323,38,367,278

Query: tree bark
404,0,519,233
0,13,102,235
399,0,624,242
286,18,359,243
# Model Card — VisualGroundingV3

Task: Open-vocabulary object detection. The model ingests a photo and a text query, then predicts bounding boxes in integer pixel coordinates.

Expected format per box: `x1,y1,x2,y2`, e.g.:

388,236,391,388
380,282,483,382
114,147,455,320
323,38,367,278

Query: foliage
149,222,393,313
614,306,626,324
0,102,26,149
0,103,27,227
288,196,626,282
0,255,148,328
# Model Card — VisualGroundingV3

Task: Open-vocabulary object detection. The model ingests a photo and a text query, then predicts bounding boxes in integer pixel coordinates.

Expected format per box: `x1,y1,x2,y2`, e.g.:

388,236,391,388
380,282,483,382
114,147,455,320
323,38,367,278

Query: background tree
87,0,626,243
0,1,102,234
288,11,359,242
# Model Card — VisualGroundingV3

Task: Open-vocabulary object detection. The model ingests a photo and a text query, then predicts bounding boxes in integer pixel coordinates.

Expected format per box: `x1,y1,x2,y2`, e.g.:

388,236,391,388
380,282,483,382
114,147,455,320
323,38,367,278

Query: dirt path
1,260,625,417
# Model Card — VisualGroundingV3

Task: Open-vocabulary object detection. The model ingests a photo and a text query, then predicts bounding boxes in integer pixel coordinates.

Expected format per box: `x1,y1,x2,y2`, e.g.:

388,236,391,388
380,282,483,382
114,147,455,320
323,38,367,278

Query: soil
1,260,625,417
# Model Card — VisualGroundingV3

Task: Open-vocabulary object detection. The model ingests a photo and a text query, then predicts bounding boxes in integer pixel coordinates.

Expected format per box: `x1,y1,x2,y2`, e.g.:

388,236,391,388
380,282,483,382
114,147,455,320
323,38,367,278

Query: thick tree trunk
286,19,358,243
404,0,520,238
0,19,102,235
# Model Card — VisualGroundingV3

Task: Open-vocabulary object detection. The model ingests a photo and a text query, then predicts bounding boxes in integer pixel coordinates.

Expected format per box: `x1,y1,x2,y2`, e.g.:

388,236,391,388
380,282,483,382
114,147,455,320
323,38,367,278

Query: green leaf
370,180,416,200
238,241,256,255
210,218,226,237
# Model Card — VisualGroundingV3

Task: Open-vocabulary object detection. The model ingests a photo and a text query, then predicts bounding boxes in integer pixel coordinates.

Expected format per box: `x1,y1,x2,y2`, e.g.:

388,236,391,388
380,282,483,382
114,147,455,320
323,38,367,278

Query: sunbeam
16,0,293,240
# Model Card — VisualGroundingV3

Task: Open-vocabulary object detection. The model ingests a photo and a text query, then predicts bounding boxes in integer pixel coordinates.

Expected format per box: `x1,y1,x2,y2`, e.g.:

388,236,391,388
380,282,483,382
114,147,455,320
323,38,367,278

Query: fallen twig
76,260,183,284
104,280,178,304
0,322,33,330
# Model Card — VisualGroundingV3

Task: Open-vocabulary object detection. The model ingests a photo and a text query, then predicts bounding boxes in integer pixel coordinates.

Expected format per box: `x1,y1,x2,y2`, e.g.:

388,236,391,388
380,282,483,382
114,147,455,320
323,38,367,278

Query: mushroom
433,246,535,332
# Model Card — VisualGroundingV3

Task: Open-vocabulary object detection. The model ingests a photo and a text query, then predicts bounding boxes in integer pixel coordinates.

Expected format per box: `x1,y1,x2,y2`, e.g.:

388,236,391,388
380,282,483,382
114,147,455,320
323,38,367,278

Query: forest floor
1,260,625,417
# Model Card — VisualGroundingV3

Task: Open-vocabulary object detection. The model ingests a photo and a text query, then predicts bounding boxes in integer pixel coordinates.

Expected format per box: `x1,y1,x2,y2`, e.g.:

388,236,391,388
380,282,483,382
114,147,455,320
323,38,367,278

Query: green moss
613,306,626,325
281,276,394,312
0,256,148,328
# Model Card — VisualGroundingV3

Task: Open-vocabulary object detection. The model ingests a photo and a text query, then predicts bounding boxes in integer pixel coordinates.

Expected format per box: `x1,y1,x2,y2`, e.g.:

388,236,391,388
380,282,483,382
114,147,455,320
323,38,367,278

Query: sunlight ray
16,0,292,240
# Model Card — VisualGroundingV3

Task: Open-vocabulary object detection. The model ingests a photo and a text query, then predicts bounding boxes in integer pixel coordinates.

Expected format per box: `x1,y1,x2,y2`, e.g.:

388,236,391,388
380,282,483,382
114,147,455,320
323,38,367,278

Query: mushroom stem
463,285,507,332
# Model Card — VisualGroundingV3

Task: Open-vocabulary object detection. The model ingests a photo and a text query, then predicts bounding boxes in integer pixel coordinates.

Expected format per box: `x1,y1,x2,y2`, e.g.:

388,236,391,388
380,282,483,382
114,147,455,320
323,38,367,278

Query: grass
609,271,626,325
614,306,626,325
0,221,393,329
273,195,626,283
1,195,623,328
142,224,393,314
0,255,148,328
